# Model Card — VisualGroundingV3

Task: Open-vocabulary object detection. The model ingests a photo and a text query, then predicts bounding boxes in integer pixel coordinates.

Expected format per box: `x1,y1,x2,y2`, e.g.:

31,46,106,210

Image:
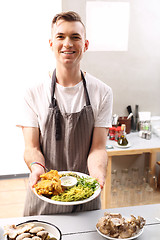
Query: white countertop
1,204,160,239
106,132,160,153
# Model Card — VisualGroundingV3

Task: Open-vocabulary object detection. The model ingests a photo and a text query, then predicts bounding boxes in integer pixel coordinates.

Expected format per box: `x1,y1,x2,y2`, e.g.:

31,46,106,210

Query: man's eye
72,36,81,40
56,35,64,39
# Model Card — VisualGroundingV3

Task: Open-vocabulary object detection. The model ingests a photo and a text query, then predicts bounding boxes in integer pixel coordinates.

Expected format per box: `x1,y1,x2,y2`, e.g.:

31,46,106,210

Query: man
17,11,113,215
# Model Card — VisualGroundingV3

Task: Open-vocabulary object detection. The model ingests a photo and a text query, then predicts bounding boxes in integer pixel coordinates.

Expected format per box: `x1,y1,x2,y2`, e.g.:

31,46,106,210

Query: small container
109,127,116,140
114,126,121,141
139,121,152,140
146,131,152,140
60,176,77,189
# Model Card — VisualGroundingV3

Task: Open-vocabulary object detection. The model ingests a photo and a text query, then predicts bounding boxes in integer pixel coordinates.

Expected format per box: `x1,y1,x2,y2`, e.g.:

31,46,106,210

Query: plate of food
96,212,145,240
3,220,62,240
33,170,101,205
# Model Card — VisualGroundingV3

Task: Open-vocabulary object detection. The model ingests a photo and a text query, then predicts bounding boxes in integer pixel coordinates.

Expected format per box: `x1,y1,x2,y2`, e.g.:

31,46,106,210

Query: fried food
40,170,60,181
96,212,146,239
34,170,63,196
35,180,56,195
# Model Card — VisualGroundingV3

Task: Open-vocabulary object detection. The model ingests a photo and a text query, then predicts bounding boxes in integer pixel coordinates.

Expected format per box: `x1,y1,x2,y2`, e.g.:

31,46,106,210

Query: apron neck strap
51,69,91,107
51,69,57,107
81,70,91,106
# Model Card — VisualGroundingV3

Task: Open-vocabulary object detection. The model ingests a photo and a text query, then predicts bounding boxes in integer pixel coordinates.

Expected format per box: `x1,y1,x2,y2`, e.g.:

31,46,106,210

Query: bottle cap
121,124,126,131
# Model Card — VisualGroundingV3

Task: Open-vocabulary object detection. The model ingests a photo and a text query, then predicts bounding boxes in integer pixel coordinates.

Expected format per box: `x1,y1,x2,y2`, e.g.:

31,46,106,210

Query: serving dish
33,171,101,205
96,213,145,240
96,227,144,240
3,220,62,240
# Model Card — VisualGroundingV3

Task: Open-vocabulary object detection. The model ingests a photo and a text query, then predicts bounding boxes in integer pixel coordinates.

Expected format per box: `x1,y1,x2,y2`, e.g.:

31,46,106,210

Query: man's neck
55,65,82,87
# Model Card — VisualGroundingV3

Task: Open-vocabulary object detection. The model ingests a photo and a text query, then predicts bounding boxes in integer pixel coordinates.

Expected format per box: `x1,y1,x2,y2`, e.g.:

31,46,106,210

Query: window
86,1,130,51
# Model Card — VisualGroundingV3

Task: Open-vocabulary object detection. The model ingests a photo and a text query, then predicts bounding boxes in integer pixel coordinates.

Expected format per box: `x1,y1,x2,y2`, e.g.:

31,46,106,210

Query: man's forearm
87,148,108,187
24,147,45,172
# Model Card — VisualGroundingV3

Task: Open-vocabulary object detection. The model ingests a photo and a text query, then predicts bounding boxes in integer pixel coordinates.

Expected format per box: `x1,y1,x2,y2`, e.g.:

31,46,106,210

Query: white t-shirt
17,72,113,137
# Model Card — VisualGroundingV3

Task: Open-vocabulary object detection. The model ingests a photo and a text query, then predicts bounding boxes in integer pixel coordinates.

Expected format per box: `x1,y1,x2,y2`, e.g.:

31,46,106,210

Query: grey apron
24,70,101,216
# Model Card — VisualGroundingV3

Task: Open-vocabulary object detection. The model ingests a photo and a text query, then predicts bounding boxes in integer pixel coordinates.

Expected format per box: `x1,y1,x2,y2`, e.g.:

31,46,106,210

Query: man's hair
51,11,86,36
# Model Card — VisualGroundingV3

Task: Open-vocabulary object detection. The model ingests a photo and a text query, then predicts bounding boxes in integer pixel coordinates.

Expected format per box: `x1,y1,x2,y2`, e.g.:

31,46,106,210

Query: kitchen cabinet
102,132,160,208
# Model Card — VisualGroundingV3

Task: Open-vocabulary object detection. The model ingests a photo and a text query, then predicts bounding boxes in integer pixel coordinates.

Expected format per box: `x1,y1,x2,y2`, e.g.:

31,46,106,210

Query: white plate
3,220,62,240
96,226,144,240
33,171,101,205
115,142,131,148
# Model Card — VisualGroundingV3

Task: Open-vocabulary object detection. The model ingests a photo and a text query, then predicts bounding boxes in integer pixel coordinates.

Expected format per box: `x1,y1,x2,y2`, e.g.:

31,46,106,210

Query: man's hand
88,150,107,188
29,164,45,190
22,127,46,190
87,127,108,189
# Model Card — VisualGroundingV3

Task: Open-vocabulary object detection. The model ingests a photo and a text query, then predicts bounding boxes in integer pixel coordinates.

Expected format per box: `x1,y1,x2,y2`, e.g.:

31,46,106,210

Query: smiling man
17,11,113,216
49,14,89,85
51,21,87,65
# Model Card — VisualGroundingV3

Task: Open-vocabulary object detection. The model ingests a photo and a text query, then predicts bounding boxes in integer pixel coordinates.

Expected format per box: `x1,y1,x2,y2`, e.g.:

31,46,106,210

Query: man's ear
84,40,89,52
49,39,53,48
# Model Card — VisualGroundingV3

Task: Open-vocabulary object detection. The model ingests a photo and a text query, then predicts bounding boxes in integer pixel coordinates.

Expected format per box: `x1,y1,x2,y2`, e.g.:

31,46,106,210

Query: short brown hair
51,11,86,36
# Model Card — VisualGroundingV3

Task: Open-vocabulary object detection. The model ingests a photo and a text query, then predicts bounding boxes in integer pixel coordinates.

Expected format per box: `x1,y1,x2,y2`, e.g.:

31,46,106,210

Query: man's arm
87,127,108,188
22,127,46,189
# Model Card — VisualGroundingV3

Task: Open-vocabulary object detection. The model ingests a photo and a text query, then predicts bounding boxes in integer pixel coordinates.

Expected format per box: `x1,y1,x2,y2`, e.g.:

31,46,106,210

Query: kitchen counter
102,132,160,208
0,204,160,239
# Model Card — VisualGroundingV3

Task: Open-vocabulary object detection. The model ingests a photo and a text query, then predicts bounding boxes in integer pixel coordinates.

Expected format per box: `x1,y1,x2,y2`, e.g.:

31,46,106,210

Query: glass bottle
131,167,139,185
121,168,129,187
118,124,128,146
111,169,118,190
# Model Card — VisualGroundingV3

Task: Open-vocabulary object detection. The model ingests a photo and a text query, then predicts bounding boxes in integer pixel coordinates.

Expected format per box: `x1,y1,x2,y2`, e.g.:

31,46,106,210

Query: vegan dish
34,170,100,202
96,212,146,239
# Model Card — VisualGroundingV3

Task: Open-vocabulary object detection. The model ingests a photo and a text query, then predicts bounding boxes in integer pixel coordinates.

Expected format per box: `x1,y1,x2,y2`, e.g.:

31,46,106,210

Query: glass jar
121,168,129,187
131,167,139,185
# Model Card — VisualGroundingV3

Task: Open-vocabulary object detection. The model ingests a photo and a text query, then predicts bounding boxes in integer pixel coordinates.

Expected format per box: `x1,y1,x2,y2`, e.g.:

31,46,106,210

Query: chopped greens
77,176,99,192
60,172,100,191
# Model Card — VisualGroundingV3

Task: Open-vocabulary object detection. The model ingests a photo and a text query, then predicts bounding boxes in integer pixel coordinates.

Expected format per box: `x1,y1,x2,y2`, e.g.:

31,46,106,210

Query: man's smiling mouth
61,51,76,54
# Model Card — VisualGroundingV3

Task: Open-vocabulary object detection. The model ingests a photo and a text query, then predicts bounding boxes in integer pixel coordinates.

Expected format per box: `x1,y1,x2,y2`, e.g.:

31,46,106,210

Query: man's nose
64,37,73,48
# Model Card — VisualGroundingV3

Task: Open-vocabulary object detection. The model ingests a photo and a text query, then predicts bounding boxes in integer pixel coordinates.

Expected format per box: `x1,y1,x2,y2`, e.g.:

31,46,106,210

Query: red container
114,126,122,141
109,127,116,140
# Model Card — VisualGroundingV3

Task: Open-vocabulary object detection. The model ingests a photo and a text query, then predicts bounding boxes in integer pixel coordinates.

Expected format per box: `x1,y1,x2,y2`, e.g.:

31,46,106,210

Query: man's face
50,20,89,67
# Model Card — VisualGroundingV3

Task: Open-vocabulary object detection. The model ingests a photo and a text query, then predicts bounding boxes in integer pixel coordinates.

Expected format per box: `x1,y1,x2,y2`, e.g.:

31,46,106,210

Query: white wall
62,0,160,174
0,0,62,176
63,0,160,117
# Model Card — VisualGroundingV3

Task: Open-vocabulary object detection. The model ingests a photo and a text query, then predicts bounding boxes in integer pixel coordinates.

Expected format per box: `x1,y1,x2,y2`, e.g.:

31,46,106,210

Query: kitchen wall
62,0,160,175
62,0,160,117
